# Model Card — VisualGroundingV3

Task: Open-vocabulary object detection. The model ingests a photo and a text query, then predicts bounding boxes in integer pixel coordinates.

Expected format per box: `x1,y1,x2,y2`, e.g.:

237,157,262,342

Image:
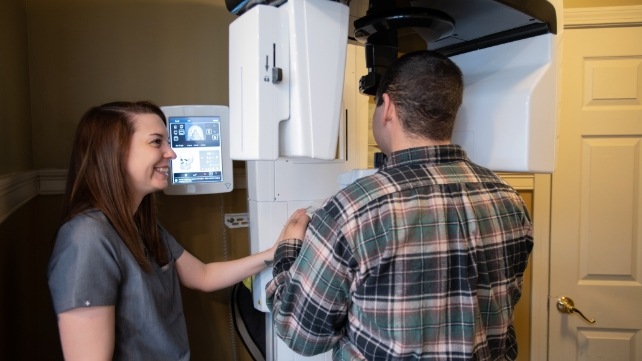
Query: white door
549,25,642,360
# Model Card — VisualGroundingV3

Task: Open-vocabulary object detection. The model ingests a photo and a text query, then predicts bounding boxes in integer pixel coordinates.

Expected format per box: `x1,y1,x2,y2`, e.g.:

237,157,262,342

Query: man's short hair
375,51,464,141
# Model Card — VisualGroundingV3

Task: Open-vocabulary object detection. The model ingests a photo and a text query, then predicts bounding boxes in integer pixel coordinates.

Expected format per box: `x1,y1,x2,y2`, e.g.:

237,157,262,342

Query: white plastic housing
451,33,559,173
229,5,288,160
229,0,349,161
247,154,361,312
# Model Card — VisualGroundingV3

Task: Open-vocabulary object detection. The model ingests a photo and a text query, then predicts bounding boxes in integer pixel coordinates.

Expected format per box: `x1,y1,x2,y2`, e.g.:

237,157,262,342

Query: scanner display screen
168,116,224,184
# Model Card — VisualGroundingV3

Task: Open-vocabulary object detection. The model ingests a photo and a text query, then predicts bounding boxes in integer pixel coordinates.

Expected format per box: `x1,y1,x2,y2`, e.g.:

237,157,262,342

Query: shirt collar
382,145,468,169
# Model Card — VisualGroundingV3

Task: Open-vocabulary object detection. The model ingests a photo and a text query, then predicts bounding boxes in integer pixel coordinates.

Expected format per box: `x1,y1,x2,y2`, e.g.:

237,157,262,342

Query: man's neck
390,135,451,154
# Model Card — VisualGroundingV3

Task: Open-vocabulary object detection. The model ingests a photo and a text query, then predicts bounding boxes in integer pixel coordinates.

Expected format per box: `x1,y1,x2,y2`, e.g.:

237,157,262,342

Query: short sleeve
158,224,184,261
47,212,123,314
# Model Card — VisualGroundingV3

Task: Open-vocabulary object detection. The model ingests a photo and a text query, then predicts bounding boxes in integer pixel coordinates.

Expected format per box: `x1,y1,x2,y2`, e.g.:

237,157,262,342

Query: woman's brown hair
61,100,168,271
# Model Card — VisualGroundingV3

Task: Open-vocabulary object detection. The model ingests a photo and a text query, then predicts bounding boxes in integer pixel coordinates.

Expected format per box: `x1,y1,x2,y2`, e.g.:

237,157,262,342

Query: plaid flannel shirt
266,145,533,361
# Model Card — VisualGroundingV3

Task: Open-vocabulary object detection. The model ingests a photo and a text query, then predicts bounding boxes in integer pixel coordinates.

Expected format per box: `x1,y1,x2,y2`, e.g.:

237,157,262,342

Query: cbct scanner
223,1,561,359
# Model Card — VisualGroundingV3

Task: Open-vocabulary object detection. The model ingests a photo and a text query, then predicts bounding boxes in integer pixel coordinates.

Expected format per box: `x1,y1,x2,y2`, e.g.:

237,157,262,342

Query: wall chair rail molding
0,169,67,224
0,167,249,225
0,171,40,224
565,5,642,29
0,168,520,225
39,169,68,195
497,173,534,191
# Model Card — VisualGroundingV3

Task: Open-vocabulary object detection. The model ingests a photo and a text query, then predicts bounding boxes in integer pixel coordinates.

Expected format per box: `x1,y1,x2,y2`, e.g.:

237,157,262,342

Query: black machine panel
350,0,556,54
349,0,556,94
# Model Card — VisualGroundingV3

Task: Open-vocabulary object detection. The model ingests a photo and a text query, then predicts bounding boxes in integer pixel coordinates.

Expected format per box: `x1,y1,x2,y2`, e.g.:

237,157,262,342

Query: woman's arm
175,209,309,292
175,246,275,292
57,306,115,361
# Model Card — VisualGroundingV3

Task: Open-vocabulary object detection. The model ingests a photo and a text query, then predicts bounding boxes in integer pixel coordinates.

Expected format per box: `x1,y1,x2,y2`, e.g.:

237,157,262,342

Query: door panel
549,25,642,360
580,137,640,281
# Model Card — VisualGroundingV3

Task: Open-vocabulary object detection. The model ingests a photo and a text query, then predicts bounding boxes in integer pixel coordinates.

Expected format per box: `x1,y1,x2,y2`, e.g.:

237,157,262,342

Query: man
266,50,533,360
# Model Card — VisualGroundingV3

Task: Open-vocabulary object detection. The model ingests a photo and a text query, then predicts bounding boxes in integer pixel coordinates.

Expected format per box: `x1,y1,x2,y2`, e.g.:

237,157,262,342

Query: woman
47,101,276,360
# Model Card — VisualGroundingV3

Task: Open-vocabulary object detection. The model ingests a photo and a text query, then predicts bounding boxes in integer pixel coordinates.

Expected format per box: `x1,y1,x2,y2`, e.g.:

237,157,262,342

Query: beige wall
27,0,236,169
0,0,32,174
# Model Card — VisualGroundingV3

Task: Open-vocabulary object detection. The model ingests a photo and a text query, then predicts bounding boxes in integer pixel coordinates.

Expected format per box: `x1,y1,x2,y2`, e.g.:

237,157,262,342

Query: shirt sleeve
158,224,185,261
47,213,123,314
266,238,303,309
265,208,354,356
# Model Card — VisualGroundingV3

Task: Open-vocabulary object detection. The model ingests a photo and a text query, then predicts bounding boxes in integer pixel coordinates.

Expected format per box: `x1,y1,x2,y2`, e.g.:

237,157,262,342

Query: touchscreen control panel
162,105,233,195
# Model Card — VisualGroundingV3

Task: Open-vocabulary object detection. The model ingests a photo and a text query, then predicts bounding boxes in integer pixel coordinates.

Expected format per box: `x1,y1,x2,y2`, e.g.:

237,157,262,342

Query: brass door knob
557,296,596,324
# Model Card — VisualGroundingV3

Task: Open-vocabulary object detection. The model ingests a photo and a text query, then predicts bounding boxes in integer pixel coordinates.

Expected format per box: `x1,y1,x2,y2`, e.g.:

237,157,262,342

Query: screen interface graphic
169,116,223,184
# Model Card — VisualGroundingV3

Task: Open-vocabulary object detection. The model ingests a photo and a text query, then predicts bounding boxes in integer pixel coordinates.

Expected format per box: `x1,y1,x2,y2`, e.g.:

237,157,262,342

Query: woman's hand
267,208,310,257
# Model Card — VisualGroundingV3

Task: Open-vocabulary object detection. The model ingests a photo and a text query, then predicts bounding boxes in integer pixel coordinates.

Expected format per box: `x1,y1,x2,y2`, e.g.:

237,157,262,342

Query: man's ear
381,93,397,127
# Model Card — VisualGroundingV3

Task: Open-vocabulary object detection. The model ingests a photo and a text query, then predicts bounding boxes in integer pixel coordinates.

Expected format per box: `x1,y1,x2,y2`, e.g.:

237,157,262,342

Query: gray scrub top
48,209,189,361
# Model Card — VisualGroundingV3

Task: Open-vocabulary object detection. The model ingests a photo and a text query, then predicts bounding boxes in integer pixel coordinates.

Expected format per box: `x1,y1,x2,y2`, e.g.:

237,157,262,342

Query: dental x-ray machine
227,0,561,359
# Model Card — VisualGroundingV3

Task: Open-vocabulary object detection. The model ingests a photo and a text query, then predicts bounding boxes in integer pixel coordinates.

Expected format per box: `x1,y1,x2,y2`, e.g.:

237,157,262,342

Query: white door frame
529,5,642,361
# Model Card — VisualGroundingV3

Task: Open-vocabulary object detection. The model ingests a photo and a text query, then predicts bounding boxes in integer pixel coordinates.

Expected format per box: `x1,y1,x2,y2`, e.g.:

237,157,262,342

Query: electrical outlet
224,213,249,228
